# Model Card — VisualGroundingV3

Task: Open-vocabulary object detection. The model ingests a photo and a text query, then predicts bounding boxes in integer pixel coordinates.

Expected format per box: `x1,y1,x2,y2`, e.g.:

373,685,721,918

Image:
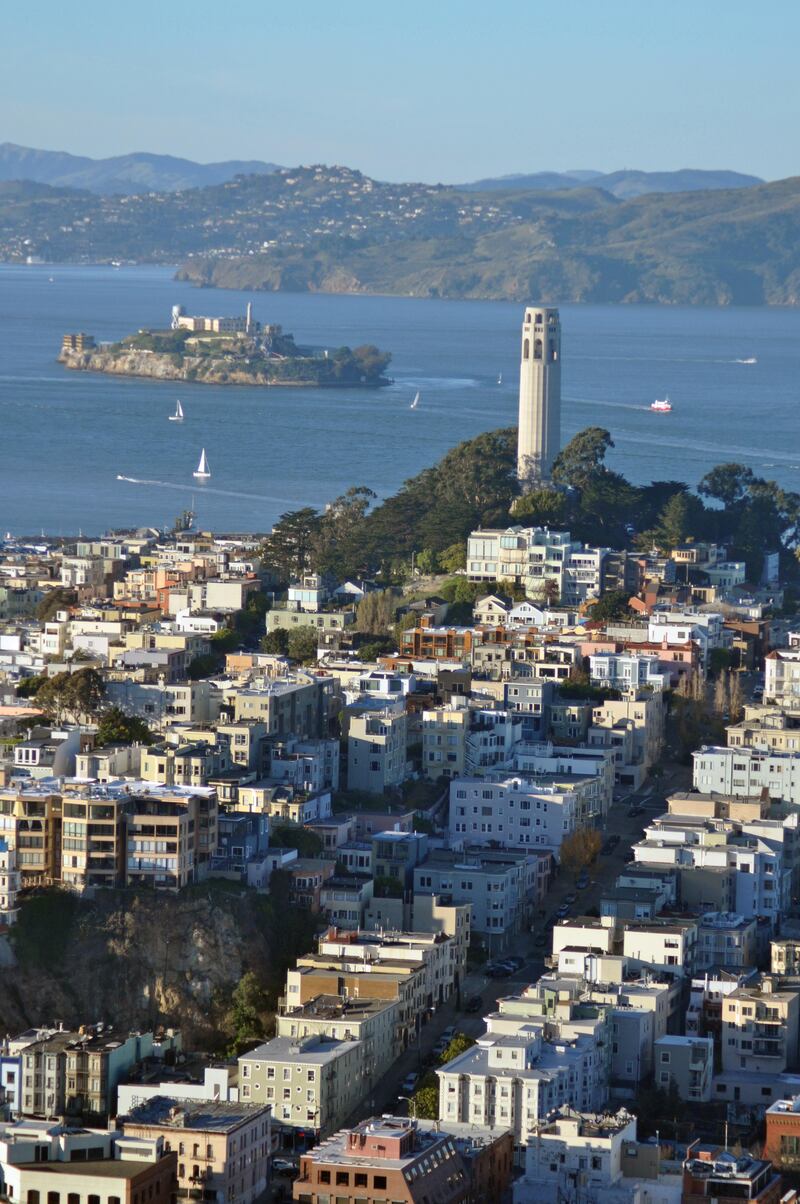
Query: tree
511,487,568,527
35,667,104,723
260,628,289,655
589,590,632,622
227,971,270,1054
551,427,613,489
356,589,396,635
16,674,47,699
270,824,323,857
708,647,732,676
287,626,319,663
729,672,744,721
259,507,321,583
411,1073,439,1119
440,1033,475,1064
415,548,439,575
560,828,602,874
438,543,467,574
713,671,729,717
96,706,154,747
357,638,394,662
698,463,755,508
315,486,376,579
648,492,706,552
36,587,77,623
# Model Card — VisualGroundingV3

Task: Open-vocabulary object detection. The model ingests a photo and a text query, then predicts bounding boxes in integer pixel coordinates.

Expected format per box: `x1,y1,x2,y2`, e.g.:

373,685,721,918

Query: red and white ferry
650,396,673,412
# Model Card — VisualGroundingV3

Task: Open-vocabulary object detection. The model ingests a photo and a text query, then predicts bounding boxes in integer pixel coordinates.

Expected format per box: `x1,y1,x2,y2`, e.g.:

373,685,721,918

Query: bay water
1,263,798,535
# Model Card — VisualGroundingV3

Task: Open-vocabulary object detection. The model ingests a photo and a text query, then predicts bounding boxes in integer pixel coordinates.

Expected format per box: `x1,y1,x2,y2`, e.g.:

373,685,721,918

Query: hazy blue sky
4,0,797,182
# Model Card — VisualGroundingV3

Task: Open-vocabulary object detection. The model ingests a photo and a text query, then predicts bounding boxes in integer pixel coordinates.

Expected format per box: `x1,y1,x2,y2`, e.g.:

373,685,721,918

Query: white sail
193,448,211,478
169,399,184,421
410,391,420,409
497,372,502,385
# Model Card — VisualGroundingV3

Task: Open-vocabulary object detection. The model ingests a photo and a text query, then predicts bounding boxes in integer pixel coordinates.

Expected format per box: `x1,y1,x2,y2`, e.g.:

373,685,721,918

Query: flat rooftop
124,1096,268,1130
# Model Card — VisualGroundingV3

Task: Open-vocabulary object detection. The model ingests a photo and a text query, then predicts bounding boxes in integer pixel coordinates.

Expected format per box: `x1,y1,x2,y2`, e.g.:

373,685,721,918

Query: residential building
681,1141,785,1204
589,651,669,693
0,838,19,926
126,788,218,890
448,774,578,855
720,976,800,1074
232,676,328,739
414,847,545,950
467,527,606,606
287,858,336,911
589,693,665,789
276,995,401,1090
121,1096,271,1204
0,1123,176,1204
696,912,757,971
693,744,800,805
239,1034,362,1139
347,703,407,794
139,739,230,787
292,1114,506,1204
653,1035,714,1102
764,1094,800,1172
765,648,800,705
19,1026,158,1119
421,704,469,779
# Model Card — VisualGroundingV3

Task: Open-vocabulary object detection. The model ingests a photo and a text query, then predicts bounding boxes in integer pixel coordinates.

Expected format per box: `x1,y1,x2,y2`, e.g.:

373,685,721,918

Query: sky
3,0,798,183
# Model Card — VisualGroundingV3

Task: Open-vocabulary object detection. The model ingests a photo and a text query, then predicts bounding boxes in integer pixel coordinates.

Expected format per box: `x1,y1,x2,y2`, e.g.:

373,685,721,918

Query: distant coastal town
3,301,800,1203
58,301,392,387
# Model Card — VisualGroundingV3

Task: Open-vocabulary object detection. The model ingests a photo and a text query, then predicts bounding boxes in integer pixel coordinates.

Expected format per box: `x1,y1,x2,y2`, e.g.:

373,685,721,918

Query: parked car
564,892,577,905
557,902,570,917
271,1159,297,1176
486,963,512,978
401,1073,419,1094
576,873,589,890
504,955,524,971
465,994,484,1013
441,1026,456,1043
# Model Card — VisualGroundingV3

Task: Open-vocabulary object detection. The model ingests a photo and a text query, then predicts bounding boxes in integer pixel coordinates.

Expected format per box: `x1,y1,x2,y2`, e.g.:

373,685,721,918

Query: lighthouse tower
517,306,561,485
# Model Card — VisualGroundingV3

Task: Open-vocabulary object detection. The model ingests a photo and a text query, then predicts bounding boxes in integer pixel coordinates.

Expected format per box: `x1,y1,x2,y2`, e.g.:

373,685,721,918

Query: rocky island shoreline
58,304,392,388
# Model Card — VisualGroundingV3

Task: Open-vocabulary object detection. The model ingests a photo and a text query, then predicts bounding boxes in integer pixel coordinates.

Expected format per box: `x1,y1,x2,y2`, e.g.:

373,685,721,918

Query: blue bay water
1,263,799,535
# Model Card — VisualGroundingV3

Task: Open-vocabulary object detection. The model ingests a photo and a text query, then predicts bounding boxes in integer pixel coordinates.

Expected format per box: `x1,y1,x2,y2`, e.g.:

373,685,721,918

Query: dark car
465,994,484,1013
628,805,644,817
505,955,524,971
486,963,512,978
576,874,589,890
564,892,577,905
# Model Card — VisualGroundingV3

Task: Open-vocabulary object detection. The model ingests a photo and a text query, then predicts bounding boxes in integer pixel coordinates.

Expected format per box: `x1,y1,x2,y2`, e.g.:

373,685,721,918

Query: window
354,1173,368,1187
318,1171,331,1185
335,1172,349,1186
373,1177,387,1190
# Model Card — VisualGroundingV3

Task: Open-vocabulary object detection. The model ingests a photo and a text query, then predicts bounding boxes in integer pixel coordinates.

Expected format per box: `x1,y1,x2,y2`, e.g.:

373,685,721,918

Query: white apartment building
449,775,577,855
647,611,724,670
513,1109,683,1204
509,742,615,822
633,816,791,926
693,744,800,805
589,652,669,693
438,1004,608,1146
589,693,665,789
0,837,20,926
414,848,542,949
653,1035,714,1102
105,679,221,729
766,649,800,704
467,527,607,606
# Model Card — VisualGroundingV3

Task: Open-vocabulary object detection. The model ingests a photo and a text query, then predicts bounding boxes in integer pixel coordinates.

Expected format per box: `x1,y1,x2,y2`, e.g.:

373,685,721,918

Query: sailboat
497,372,502,385
410,391,420,410
169,399,184,422
193,448,211,479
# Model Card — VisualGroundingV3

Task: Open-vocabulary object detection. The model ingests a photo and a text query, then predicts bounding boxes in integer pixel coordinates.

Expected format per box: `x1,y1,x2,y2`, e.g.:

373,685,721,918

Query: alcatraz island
58,301,392,387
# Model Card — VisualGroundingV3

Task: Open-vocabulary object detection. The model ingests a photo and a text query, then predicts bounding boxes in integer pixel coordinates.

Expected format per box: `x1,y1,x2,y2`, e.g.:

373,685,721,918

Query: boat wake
734,357,757,364
115,476,300,505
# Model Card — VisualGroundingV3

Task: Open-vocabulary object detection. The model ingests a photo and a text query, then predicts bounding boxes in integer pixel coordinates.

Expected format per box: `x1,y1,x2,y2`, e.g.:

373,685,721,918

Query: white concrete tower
517,305,561,485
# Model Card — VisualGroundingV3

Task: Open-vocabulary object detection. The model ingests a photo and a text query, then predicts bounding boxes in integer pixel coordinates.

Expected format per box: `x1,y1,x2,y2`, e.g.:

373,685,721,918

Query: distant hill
460,167,764,198
2,162,800,306
0,142,280,194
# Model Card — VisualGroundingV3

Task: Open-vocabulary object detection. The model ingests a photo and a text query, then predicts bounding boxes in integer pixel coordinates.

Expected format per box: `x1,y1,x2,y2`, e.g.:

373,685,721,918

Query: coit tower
517,305,561,485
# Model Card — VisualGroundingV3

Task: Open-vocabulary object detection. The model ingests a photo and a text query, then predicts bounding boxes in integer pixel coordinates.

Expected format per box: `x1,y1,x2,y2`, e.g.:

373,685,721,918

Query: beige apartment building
728,706,800,753
421,705,469,779
139,739,230,787
122,1097,271,1204
347,705,407,794
0,783,62,887
126,790,217,890
232,678,325,739
721,976,800,1074
60,783,127,891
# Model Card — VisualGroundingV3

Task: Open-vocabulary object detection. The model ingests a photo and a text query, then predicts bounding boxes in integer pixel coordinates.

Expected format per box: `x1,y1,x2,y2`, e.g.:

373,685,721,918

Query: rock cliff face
58,347,308,387
2,887,285,1048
